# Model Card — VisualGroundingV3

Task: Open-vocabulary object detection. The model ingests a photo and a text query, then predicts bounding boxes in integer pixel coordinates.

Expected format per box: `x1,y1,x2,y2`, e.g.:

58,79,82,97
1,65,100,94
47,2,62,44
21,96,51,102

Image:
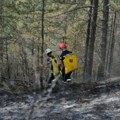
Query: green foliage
0,0,120,92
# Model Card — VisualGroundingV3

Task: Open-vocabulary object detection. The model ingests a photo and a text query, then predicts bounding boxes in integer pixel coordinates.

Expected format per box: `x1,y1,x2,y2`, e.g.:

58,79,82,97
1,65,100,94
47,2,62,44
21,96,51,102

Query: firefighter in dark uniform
59,43,72,82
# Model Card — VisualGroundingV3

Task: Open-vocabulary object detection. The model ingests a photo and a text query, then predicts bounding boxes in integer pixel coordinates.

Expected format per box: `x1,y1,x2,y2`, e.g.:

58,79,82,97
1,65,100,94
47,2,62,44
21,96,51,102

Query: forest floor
0,78,120,120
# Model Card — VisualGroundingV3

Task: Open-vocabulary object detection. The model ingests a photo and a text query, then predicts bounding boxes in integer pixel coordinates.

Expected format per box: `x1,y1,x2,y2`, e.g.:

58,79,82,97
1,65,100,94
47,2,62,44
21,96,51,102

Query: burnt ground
0,79,120,120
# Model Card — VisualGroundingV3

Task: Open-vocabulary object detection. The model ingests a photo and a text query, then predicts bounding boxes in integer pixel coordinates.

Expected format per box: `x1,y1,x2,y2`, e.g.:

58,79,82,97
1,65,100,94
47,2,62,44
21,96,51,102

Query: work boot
66,79,71,82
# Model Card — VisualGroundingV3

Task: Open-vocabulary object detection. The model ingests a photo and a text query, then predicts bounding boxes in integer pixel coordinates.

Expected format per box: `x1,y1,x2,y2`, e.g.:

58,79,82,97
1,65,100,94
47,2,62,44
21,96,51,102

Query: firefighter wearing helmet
45,48,59,85
59,43,72,82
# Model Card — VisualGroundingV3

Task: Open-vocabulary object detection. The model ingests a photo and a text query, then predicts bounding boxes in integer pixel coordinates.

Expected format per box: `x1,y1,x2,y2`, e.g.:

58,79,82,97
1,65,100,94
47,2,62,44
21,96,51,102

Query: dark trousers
48,73,55,84
62,67,72,82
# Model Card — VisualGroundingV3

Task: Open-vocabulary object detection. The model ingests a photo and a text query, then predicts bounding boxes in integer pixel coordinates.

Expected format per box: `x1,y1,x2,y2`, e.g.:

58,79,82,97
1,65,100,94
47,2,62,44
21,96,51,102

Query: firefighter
45,48,59,84
59,43,72,82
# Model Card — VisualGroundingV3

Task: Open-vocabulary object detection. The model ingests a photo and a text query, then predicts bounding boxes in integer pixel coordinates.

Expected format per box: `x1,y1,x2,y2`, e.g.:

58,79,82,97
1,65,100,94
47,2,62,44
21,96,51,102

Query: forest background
0,0,120,93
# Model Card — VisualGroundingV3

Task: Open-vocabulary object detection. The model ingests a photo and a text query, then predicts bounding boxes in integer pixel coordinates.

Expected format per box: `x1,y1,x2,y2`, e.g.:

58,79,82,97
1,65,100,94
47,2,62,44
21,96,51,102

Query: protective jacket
48,57,59,76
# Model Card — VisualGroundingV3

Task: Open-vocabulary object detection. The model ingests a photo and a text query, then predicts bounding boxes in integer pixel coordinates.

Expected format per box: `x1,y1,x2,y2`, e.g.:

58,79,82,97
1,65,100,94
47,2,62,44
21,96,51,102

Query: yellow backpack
51,58,59,76
63,54,79,74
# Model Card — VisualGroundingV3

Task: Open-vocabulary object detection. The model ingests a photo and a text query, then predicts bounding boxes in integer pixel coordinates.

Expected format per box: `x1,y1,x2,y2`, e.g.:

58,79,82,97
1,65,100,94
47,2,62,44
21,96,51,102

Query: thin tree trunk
5,39,10,79
40,0,45,90
106,13,114,75
97,0,109,80
0,0,4,81
83,0,99,82
107,11,117,75
83,0,93,81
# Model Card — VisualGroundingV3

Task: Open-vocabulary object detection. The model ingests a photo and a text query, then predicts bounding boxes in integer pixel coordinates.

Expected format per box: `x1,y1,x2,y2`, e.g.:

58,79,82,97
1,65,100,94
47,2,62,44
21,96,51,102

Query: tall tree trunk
97,0,109,80
107,11,117,76
105,13,114,75
83,0,93,81
83,0,99,82
40,0,45,90
0,0,4,82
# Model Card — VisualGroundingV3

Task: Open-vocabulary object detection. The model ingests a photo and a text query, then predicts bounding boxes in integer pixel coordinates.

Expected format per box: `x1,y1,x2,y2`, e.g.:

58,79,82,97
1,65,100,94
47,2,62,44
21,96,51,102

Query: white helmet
45,48,52,54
